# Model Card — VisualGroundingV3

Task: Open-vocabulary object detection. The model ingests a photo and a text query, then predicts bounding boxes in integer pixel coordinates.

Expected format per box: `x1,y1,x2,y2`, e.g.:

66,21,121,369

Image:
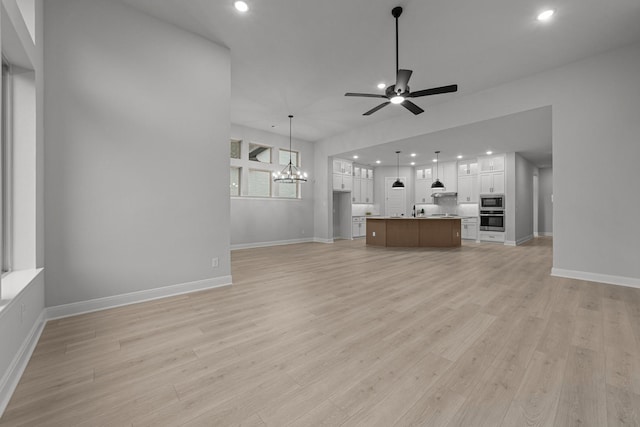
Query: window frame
1,58,13,276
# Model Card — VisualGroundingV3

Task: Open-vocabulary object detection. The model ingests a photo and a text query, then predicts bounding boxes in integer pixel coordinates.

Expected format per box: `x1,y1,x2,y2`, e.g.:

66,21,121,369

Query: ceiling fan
345,6,458,116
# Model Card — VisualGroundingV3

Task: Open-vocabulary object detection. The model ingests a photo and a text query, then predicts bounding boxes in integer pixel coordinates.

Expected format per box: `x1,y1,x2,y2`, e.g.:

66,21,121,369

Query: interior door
385,177,407,217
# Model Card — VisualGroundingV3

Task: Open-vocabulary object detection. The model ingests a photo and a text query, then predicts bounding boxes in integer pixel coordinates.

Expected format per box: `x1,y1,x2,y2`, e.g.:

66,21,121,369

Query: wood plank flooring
2,237,640,426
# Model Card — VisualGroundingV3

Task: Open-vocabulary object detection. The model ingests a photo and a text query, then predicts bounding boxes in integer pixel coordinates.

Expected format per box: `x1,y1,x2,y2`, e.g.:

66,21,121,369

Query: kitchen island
366,217,461,248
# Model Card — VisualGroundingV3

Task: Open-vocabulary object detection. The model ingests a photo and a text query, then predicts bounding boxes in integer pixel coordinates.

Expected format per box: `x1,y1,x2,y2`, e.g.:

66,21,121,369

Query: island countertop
366,217,461,247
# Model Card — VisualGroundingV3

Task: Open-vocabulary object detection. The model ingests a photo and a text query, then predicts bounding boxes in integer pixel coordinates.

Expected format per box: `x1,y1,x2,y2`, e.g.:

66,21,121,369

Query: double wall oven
480,194,505,232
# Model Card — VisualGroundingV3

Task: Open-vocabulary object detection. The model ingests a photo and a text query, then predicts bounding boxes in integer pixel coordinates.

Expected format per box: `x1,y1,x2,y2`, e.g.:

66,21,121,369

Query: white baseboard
231,238,315,250
0,309,46,416
540,232,553,237
46,276,232,320
313,237,334,244
551,268,640,289
505,240,516,246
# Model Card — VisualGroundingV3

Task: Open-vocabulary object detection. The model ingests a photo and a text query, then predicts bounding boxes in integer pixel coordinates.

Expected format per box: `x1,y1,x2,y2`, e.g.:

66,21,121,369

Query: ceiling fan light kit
345,6,458,116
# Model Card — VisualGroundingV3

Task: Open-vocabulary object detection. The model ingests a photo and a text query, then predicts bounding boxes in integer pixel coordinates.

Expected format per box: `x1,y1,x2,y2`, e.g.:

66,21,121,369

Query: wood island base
366,217,462,248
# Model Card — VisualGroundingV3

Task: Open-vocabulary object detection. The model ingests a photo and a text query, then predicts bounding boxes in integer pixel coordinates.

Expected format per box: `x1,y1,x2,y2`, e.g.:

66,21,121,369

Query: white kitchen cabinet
479,171,504,194
333,158,353,192
415,178,432,204
415,167,432,180
364,179,374,203
352,177,361,202
461,218,478,240
352,216,366,238
479,155,505,173
479,231,505,243
458,160,478,176
351,166,374,203
458,175,478,203
442,161,457,192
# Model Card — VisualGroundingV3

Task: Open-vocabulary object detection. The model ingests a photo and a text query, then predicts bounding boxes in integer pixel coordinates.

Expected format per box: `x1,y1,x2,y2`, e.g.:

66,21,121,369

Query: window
230,139,241,159
279,149,298,167
248,169,271,197
249,143,271,164
277,182,298,199
230,167,241,196
1,59,12,275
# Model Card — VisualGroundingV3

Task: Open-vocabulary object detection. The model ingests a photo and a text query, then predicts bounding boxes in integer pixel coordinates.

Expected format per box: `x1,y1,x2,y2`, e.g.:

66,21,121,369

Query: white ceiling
117,0,640,145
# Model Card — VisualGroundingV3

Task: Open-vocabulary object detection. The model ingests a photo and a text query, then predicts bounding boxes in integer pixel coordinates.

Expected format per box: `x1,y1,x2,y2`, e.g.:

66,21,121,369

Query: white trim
46,276,232,320
231,238,315,250
551,268,640,289
313,237,334,244
0,308,45,416
504,240,516,246
539,232,553,237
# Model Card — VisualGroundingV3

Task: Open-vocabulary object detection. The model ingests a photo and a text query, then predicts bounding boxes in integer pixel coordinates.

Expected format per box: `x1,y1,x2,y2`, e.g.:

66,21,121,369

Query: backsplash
414,201,479,217
352,204,380,216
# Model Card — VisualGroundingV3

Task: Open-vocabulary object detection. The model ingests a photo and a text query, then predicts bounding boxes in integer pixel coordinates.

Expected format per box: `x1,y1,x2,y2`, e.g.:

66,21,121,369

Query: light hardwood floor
2,237,640,426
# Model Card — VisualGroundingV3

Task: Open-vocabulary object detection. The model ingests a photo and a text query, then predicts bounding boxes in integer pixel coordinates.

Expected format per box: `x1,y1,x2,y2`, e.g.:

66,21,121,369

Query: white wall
230,124,315,248
314,42,640,285
43,0,231,307
538,167,553,235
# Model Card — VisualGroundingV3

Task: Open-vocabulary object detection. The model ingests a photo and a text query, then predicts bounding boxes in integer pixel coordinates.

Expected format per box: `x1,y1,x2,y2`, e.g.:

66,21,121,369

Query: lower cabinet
478,231,505,243
352,217,366,238
461,218,478,240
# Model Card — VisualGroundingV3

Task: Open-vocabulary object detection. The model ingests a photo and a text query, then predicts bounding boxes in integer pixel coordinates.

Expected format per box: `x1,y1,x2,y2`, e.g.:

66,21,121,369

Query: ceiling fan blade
401,100,424,115
409,84,458,98
363,102,390,116
395,69,413,94
345,92,388,99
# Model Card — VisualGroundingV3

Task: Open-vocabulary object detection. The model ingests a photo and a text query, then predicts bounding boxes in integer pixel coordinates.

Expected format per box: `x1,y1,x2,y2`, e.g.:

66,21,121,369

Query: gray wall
314,42,640,284
43,0,231,306
230,124,315,248
515,154,537,244
538,167,553,235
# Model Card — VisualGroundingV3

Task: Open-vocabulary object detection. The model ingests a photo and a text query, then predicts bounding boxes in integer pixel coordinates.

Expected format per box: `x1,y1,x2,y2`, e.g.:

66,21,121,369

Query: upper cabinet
458,160,478,176
433,161,457,193
478,154,505,194
352,165,374,203
333,158,353,192
415,167,433,204
479,155,505,173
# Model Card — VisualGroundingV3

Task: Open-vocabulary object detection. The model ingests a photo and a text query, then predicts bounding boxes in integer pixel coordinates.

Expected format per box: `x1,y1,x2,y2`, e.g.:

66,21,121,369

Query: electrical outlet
211,257,219,268
372,232,376,237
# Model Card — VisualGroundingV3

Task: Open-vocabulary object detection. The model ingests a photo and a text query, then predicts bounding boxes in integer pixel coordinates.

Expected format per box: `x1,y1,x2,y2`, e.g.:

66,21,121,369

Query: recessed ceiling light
234,1,249,12
457,155,463,159
353,155,359,159
377,83,386,89
376,160,381,164
410,162,415,166
537,9,554,21
432,158,437,163
410,153,417,157
486,151,493,155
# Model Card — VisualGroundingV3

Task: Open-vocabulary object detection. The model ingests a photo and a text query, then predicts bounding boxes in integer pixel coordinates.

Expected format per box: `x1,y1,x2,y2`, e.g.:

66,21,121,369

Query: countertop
367,216,464,220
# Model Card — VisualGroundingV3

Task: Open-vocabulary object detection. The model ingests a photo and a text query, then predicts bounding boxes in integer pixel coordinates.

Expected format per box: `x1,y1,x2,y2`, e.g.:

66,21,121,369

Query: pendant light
392,150,405,189
273,115,308,183
431,150,445,188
